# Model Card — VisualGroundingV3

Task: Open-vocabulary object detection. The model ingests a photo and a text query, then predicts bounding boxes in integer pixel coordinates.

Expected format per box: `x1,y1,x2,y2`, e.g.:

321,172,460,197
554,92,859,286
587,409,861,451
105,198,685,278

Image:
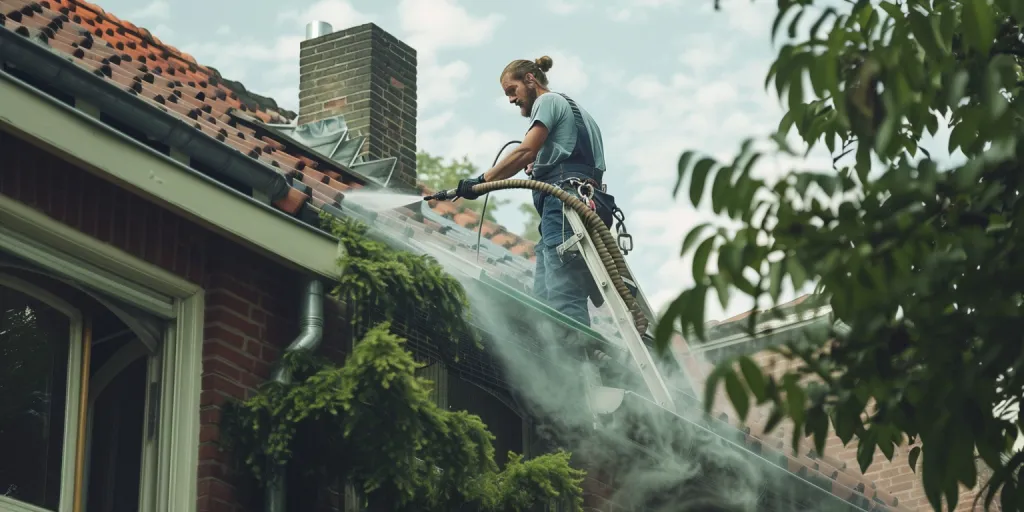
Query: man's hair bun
534,56,553,72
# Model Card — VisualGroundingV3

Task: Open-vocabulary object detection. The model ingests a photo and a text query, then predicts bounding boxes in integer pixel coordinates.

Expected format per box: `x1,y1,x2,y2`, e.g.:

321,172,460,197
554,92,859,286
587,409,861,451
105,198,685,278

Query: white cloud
215,25,232,36
547,0,582,14
536,50,589,94
152,24,175,40
417,59,472,109
677,33,737,73
180,35,303,83
278,0,375,32
128,0,169,21
395,0,504,110
396,0,503,59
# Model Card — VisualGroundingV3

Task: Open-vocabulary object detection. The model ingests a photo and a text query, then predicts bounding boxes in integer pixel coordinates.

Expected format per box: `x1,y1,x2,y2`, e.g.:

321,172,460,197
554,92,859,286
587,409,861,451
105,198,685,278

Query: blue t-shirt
528,93,606,172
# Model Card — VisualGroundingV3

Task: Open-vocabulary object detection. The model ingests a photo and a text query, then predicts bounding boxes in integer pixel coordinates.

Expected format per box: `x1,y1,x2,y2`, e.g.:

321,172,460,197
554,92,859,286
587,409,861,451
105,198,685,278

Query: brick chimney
298,22,418,190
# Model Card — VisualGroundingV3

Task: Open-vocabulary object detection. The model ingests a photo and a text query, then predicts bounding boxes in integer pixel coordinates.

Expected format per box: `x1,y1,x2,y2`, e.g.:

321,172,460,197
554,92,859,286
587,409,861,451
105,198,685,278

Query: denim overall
530,93,607,328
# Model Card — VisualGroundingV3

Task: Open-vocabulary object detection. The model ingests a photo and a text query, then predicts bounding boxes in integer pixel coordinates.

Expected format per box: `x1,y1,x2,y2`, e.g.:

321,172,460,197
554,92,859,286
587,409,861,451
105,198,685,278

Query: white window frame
0,274,83,512
0,193,203,512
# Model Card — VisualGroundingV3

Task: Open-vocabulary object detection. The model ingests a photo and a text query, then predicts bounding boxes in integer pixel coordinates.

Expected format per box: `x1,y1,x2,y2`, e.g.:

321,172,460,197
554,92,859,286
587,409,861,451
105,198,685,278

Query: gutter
266,278,326,512
0,28,290,203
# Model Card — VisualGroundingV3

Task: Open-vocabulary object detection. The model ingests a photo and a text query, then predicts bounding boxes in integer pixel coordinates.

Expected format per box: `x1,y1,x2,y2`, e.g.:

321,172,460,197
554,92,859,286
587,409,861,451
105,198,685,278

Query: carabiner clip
618,233,633,254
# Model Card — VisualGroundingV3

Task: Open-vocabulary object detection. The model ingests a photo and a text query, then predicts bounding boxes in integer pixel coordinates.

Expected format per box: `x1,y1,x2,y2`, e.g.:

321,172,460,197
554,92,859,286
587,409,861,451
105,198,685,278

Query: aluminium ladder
556,204,678,418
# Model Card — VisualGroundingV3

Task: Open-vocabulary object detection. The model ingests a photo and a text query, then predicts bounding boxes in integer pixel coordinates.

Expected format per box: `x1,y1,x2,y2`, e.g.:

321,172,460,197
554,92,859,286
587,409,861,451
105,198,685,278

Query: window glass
0,283,72,509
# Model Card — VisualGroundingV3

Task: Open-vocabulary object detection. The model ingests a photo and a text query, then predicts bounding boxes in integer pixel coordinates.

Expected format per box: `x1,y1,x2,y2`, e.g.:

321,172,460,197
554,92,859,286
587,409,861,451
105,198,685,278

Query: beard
519,86,538,117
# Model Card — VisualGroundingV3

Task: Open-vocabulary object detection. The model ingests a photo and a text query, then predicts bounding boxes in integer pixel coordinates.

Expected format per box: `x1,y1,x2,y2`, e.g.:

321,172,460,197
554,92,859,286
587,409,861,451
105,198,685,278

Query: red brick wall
746,349,988,511
1,131,351,511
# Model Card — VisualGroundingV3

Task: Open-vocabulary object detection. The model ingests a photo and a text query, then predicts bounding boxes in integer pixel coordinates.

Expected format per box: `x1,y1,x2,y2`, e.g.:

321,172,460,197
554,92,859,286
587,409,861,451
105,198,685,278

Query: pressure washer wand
423,188,459,202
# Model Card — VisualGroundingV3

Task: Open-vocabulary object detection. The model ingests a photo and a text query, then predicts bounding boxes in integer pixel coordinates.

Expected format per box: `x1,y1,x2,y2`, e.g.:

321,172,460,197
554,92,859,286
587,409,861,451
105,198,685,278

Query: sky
97,0,958,322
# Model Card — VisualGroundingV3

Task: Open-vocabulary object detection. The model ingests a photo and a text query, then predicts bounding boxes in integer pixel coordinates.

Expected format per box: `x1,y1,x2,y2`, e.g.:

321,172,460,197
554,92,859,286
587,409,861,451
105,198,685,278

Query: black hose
476,140,522,263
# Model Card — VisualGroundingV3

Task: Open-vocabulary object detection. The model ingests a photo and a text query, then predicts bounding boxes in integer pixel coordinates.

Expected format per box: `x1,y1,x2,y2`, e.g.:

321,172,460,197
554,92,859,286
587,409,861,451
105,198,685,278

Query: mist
342,199,861,512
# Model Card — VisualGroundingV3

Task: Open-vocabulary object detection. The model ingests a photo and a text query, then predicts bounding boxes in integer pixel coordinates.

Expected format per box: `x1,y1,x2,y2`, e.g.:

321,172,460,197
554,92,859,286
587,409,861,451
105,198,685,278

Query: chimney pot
305,21,332,40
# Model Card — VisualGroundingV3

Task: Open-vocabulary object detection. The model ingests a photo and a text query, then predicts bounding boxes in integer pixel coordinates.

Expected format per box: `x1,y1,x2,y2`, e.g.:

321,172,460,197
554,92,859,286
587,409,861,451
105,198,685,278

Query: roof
0,0,537,266
0,2,897,508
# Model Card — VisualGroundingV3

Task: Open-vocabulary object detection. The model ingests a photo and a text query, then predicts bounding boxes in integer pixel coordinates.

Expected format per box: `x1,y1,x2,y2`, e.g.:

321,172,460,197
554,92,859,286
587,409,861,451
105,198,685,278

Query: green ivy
220,215,586,511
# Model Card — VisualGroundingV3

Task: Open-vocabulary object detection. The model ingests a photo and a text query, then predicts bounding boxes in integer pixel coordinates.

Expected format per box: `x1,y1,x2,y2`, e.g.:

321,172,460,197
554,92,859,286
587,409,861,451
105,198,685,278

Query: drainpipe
266,277,325,512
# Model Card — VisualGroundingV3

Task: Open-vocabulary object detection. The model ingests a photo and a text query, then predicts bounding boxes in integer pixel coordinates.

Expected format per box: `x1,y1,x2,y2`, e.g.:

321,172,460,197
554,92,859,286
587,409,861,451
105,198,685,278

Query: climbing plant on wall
221,214,586,511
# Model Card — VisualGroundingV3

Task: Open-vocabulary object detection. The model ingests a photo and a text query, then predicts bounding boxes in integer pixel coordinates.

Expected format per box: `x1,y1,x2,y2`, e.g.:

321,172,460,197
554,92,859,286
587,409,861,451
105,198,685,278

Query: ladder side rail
561,207,678,413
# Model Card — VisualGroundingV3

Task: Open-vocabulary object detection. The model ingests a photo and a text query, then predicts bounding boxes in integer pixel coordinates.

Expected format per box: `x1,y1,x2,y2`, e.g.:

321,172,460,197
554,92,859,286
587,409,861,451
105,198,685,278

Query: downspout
266,277,325,512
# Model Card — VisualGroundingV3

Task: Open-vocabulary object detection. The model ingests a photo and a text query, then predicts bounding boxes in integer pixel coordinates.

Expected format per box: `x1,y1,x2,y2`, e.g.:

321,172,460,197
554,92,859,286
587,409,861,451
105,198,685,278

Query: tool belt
555,177,634,256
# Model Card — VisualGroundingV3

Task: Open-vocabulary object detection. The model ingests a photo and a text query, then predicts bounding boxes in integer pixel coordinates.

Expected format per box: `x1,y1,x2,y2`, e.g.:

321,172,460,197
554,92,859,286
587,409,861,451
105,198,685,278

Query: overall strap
556,93,597,168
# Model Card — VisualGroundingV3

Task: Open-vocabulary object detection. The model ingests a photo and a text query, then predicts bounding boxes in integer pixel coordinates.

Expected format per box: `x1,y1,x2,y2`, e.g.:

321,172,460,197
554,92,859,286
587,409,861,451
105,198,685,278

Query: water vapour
343,202,865,512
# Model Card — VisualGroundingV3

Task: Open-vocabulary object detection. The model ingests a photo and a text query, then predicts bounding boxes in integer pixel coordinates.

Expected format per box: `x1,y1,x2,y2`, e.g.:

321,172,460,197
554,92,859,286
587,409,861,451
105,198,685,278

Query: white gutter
0,70,344,280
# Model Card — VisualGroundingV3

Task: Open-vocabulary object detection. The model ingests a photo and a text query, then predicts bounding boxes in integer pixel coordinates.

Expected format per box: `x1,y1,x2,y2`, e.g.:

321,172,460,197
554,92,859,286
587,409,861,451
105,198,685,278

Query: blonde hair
501,56,553,86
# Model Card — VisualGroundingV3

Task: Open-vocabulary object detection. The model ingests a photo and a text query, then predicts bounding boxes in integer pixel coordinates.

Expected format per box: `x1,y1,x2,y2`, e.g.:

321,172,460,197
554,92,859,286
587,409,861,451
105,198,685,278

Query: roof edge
0,27,290,203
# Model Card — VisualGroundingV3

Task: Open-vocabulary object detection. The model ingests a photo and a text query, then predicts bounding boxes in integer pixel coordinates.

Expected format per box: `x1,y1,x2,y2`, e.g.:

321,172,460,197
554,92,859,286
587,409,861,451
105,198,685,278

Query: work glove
456,175,486,200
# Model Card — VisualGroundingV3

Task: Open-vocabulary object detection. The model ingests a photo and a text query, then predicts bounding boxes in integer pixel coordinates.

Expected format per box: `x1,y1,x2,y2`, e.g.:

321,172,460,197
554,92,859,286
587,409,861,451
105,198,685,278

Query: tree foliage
417,150,541,242
221,215,585,511
518,203,542,243
417,151,510,223
659,0,1024,510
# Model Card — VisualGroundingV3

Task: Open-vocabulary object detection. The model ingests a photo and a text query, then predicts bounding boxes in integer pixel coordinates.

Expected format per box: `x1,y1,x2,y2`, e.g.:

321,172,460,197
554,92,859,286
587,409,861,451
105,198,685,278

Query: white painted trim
155,295,203,512
0,194,203,512
0,71,343,281
0,496,58,512
0,274,83,512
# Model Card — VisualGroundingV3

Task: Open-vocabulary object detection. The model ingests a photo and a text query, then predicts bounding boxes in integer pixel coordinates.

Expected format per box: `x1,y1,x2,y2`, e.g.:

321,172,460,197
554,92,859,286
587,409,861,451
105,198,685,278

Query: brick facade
298,23,418,191
0,131,353,512
734,349,989,511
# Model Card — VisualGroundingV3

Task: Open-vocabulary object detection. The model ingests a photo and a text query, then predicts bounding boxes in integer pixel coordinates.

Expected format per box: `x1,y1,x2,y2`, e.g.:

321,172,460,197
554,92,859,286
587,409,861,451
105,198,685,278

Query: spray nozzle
423,188,459,202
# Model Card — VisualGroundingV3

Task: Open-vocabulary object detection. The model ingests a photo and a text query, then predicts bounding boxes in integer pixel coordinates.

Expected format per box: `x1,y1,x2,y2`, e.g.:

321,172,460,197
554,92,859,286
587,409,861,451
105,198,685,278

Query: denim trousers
532,194,592,328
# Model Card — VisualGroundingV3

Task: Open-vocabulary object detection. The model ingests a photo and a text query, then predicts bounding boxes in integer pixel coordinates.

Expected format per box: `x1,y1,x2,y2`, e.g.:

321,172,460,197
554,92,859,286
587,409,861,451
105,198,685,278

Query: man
453,55,608,328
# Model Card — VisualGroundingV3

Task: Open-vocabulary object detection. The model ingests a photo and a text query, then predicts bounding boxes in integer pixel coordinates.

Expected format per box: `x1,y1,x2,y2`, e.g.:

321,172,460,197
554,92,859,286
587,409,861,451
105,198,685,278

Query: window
0,274,157,512
0,194,204,512
0,277,79,510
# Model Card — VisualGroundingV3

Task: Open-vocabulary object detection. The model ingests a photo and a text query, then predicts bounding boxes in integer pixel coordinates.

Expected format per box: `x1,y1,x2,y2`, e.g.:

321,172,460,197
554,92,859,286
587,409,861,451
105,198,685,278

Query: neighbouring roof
0,2,899,509
671,297,910,511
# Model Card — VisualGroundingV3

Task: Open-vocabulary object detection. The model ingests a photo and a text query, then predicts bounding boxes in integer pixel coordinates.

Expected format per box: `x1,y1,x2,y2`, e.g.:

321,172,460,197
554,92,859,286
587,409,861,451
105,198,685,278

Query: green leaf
961,0,995,56
711,162,735,214
771,3,797,44
788,257,808,290
806,405,828,456
724,368,750,422
738,356,767,403
764,405,785,435
907,9,940,56
809,8,837,39
710,273,730,310
703,366,724,413
689,284,709,342
857,435,876,473
692,236,716,286
768,259,784,303
689,157,717,207
787,9,804,39
878,432,895,461
654,292,688,349
673,151,696,198
832,399,859,446
680,223,712,257
908,446,921,473
784,375,806,427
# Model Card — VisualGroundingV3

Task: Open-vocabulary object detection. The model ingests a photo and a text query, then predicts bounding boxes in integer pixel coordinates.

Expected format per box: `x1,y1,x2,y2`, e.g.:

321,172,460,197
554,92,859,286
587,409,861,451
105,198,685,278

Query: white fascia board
0,72,343,280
